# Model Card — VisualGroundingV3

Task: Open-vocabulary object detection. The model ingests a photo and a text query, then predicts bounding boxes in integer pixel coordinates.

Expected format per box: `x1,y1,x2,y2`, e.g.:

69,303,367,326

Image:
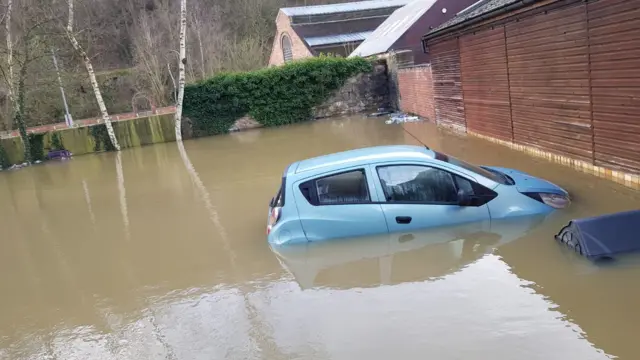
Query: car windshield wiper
494,170,515,185
482,167,514,185
502,173,515,185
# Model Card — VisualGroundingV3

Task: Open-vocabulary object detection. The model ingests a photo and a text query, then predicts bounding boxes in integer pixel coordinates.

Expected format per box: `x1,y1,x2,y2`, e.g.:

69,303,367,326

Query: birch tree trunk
5,0,13,105
174,0,187,142
65,0,120,151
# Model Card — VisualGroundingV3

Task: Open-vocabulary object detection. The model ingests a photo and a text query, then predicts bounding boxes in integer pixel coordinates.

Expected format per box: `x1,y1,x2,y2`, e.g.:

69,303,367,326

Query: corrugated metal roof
281,0,411,17
305,31,374,46
349,0,437,57
293,17,386,39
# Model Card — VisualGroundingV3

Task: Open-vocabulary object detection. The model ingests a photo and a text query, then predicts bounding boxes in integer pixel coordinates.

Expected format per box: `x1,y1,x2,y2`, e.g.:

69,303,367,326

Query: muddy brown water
0,116,639,360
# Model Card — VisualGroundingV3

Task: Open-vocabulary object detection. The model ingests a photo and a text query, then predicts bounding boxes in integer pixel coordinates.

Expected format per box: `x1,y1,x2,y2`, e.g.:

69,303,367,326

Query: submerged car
271,214,553,289
267,145,570,245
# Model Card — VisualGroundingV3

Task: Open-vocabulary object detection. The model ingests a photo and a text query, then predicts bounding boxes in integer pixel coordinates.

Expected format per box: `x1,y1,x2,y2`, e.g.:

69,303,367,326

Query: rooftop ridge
282,0,410,17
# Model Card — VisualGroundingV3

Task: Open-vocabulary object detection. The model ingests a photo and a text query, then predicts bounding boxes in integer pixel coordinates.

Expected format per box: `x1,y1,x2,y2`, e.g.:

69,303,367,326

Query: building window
282,34,293,63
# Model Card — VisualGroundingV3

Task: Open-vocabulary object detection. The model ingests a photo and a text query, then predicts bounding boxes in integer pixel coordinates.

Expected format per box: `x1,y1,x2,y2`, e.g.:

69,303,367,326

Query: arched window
281,34,293,63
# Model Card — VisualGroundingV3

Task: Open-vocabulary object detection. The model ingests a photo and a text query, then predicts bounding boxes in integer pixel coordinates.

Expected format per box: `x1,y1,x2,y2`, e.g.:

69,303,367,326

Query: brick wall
397,65,436,122
268,11,313,66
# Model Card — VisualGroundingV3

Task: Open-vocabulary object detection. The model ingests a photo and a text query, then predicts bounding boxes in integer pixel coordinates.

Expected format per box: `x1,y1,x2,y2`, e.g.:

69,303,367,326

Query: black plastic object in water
555,209,640,261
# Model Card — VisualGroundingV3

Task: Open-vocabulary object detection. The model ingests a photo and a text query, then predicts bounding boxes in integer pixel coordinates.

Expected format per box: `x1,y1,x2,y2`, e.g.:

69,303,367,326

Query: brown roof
423,0,532,40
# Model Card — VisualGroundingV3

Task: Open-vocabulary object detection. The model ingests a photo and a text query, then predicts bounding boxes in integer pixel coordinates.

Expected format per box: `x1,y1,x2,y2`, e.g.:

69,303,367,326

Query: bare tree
5,0,13,105
133,11,173,107
0,0,351,133
1,0,51,163
191,13,205,80
173,0,186,142
131,0,279,107
12,34,30,162
64,0,120,150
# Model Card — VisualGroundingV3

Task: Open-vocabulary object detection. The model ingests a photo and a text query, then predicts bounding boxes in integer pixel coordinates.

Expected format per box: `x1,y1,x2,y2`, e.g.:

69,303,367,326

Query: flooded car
271,214,553,289
267,145,570,245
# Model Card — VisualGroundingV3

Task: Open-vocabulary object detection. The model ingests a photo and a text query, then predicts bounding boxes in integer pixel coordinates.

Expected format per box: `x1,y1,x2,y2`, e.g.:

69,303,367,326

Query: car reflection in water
270,213,556,290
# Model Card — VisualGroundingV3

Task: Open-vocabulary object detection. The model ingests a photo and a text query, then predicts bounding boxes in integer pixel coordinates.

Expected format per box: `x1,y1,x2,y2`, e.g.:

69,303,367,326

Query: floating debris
368,107,393,117
385,112,421,124
8,162,29,170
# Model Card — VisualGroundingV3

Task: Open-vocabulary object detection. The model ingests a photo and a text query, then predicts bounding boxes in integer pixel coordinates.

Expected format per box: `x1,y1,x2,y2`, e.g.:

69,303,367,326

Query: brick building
268,0,409,66
397,0,640,186
348,0,479,123
350,0,479,65
397,65,436,122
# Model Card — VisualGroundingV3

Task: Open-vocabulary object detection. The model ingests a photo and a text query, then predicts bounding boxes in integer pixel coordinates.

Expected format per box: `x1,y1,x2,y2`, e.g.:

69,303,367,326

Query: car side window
300,169,370,205
377,165,457,204
454,175,474,195
454,173,499,206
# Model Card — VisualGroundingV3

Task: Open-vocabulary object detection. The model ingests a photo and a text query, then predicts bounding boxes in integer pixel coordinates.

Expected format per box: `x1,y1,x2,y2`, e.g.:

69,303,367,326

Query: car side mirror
457,189,472,206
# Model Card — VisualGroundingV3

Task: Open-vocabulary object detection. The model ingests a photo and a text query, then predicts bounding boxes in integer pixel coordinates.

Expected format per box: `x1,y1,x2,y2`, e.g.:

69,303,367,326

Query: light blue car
267,145,570,245
271,214,553,289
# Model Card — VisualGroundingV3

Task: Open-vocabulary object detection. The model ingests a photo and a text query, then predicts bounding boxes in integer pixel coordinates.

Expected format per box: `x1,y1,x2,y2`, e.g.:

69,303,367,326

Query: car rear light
540,193,570,209
525,192,570,209
267,207,281,235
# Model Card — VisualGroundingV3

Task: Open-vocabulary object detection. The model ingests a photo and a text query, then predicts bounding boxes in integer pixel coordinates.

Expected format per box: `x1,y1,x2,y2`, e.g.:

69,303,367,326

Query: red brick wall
268,11,313,66
397,65,436,122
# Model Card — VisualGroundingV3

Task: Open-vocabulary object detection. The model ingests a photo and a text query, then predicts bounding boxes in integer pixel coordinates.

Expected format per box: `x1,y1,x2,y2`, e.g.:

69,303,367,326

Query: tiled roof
426,0,521,37
350,0,437,57
281,0,411,17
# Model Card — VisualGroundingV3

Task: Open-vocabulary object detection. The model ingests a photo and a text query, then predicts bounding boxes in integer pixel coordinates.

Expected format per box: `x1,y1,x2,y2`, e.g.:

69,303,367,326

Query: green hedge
183,56,373,136
0,143,8,169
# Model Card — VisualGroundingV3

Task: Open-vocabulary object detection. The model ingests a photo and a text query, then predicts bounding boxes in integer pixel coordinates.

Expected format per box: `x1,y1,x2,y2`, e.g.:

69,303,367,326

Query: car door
293,166,389,242
370,162,491,234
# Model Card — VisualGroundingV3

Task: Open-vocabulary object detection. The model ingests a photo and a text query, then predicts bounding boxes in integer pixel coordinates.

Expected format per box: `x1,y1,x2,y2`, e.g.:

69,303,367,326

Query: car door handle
396,216,412,224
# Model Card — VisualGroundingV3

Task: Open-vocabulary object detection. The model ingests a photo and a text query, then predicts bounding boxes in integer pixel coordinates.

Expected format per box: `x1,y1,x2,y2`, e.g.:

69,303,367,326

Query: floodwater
0,116,639,360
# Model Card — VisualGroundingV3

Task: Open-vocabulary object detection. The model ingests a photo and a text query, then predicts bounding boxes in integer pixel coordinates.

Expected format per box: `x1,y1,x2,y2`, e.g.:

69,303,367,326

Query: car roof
288,145,435,176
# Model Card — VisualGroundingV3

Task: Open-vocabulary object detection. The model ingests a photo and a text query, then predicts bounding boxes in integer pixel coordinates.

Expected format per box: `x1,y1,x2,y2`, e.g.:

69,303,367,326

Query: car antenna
401,126,430,150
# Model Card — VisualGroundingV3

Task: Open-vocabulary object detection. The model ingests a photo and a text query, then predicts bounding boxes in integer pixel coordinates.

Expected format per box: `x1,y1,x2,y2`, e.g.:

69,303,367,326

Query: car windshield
434,151,509,185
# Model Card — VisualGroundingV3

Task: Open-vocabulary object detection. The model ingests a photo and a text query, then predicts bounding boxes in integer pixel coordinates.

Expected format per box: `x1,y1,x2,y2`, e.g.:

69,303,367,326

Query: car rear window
270,177,286,207
299,169,370,205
